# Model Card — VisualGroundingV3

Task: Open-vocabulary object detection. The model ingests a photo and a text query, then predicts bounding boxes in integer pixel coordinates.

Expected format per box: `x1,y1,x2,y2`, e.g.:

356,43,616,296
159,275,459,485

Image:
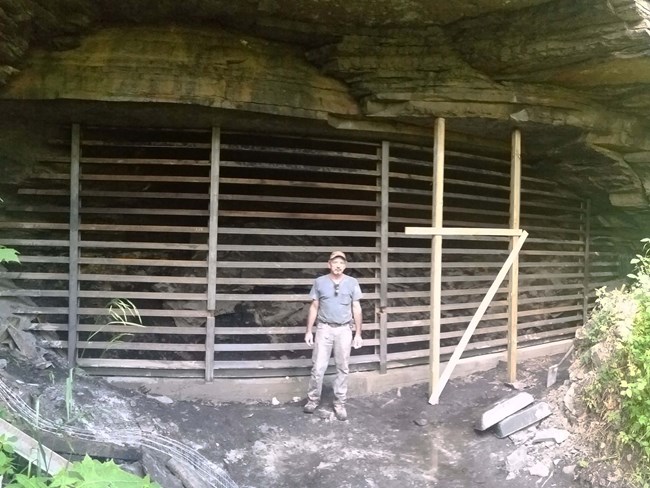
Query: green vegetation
0,435,159,488
580,238,650,485
0,197,156,486
0,198,20,264
80,298,143,361
0,247,19,264
0,434,17,479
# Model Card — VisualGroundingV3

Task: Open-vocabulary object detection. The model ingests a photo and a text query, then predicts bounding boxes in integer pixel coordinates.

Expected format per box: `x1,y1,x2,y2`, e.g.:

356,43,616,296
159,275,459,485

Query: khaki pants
307,323,352,406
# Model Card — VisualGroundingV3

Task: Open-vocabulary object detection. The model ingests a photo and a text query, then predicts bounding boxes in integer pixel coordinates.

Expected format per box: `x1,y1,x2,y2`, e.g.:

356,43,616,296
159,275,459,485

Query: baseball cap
329,250,347,261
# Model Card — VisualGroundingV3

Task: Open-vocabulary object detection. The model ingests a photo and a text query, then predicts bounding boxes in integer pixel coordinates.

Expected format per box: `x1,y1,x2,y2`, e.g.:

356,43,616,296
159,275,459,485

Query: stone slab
493,402,552,438
475,391,535,431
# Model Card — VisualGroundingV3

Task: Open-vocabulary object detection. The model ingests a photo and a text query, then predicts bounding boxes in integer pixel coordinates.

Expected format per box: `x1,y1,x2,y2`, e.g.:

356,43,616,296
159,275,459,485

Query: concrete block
475,392,534,431
532,428,569,444
493,402,552,438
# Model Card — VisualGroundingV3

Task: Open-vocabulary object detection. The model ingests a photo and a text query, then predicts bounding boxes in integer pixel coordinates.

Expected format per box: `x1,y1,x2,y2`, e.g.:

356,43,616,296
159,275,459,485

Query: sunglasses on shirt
334,283,340,296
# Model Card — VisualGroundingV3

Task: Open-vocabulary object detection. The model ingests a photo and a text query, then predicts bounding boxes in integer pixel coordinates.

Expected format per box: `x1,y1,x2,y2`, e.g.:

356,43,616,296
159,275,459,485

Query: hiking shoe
333,404,348,421
303,400,319,414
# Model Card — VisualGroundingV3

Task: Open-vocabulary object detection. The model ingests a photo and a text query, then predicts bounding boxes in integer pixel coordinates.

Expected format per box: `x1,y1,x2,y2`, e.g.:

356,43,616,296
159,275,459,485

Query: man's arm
305,299,319,347
352,300,363,349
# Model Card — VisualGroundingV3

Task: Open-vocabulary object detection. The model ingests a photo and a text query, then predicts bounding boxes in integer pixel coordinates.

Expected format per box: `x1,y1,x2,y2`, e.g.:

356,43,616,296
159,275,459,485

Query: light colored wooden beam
205,126,221,382
429,118,445,399
405,227,523,237
207,126,221,312
0,418,71,475
429,230,528,404
379,141,389,373
507,129,522,383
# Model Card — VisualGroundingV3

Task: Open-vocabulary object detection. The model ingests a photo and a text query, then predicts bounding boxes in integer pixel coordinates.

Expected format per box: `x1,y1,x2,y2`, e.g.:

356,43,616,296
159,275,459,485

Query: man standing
303,250,363,421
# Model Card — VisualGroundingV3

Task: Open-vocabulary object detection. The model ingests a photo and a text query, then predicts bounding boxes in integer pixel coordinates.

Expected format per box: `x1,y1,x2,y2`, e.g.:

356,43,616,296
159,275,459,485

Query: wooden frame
68,124,81,366
205,127,221,381
0,125,608,380
429,118,445,399
378,141,389,373
0,419,70,475
404,125,525,404
404,228,528,404
507,129,522,382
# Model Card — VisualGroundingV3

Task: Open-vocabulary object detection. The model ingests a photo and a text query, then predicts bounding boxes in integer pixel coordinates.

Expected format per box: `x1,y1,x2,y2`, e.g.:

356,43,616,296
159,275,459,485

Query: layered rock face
1,0,650,216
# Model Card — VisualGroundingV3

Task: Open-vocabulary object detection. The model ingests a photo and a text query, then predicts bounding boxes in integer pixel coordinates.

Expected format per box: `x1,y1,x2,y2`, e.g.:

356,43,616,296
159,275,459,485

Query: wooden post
429,231,528,404
429,118,445,398
582,199,591,324
379,141,389,373
205,127,221,381
68,124,81,367
507,129,522,383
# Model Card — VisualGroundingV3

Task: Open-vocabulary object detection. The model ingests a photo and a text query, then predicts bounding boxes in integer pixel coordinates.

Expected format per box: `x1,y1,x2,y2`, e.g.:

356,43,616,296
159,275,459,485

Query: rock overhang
1,0,650,210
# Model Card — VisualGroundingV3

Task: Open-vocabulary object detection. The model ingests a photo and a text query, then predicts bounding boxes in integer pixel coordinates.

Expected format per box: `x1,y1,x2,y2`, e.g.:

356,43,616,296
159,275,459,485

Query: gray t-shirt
309,274,363,325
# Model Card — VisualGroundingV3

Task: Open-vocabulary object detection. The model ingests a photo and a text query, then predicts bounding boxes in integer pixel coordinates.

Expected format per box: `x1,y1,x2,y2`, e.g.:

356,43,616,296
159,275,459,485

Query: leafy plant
49,456,159,488
6,473,49,488
581,286,635,350
0,435,159,488
618,283,650,457
0,246,20,264
0,434,18,478
0,197,20,264
627,237,650,280
581,237,650,484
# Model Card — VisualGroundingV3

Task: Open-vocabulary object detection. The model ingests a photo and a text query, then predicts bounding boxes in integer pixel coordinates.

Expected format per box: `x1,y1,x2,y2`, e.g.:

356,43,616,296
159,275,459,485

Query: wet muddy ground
1,353,587,488
145,357,583,488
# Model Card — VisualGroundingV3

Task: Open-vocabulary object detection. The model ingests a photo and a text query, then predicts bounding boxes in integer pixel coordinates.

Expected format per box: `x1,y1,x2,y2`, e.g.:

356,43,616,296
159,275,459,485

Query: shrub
581,238,650,484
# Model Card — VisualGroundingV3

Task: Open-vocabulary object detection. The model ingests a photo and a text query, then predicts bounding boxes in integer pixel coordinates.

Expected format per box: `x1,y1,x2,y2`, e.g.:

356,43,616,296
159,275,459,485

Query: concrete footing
493,402,553,438
475,392,535,431
106,340,573,404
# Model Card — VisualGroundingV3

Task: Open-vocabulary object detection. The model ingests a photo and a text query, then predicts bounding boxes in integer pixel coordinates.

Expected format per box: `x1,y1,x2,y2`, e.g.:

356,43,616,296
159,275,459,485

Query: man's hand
353,333,362,349
305,332,314,347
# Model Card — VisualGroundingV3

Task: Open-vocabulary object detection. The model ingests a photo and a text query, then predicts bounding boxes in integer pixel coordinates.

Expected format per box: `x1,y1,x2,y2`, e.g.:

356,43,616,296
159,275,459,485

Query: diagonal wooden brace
0,418,71,475
428,230,528,405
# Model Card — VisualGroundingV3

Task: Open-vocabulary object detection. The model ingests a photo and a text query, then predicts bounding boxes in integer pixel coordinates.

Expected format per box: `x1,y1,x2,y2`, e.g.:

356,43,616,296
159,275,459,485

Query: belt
319,322,350,328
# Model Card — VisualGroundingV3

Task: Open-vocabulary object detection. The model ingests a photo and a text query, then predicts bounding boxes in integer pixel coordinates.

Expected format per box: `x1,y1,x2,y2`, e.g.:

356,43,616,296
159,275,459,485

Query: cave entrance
1,124,616,379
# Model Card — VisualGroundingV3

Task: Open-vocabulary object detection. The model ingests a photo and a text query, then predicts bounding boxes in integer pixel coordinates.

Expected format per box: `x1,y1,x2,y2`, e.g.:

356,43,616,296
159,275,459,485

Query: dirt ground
0,351,631,488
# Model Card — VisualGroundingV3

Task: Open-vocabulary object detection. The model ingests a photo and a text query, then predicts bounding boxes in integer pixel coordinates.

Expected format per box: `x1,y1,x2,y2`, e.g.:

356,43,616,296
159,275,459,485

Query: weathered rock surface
1,0,650,214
